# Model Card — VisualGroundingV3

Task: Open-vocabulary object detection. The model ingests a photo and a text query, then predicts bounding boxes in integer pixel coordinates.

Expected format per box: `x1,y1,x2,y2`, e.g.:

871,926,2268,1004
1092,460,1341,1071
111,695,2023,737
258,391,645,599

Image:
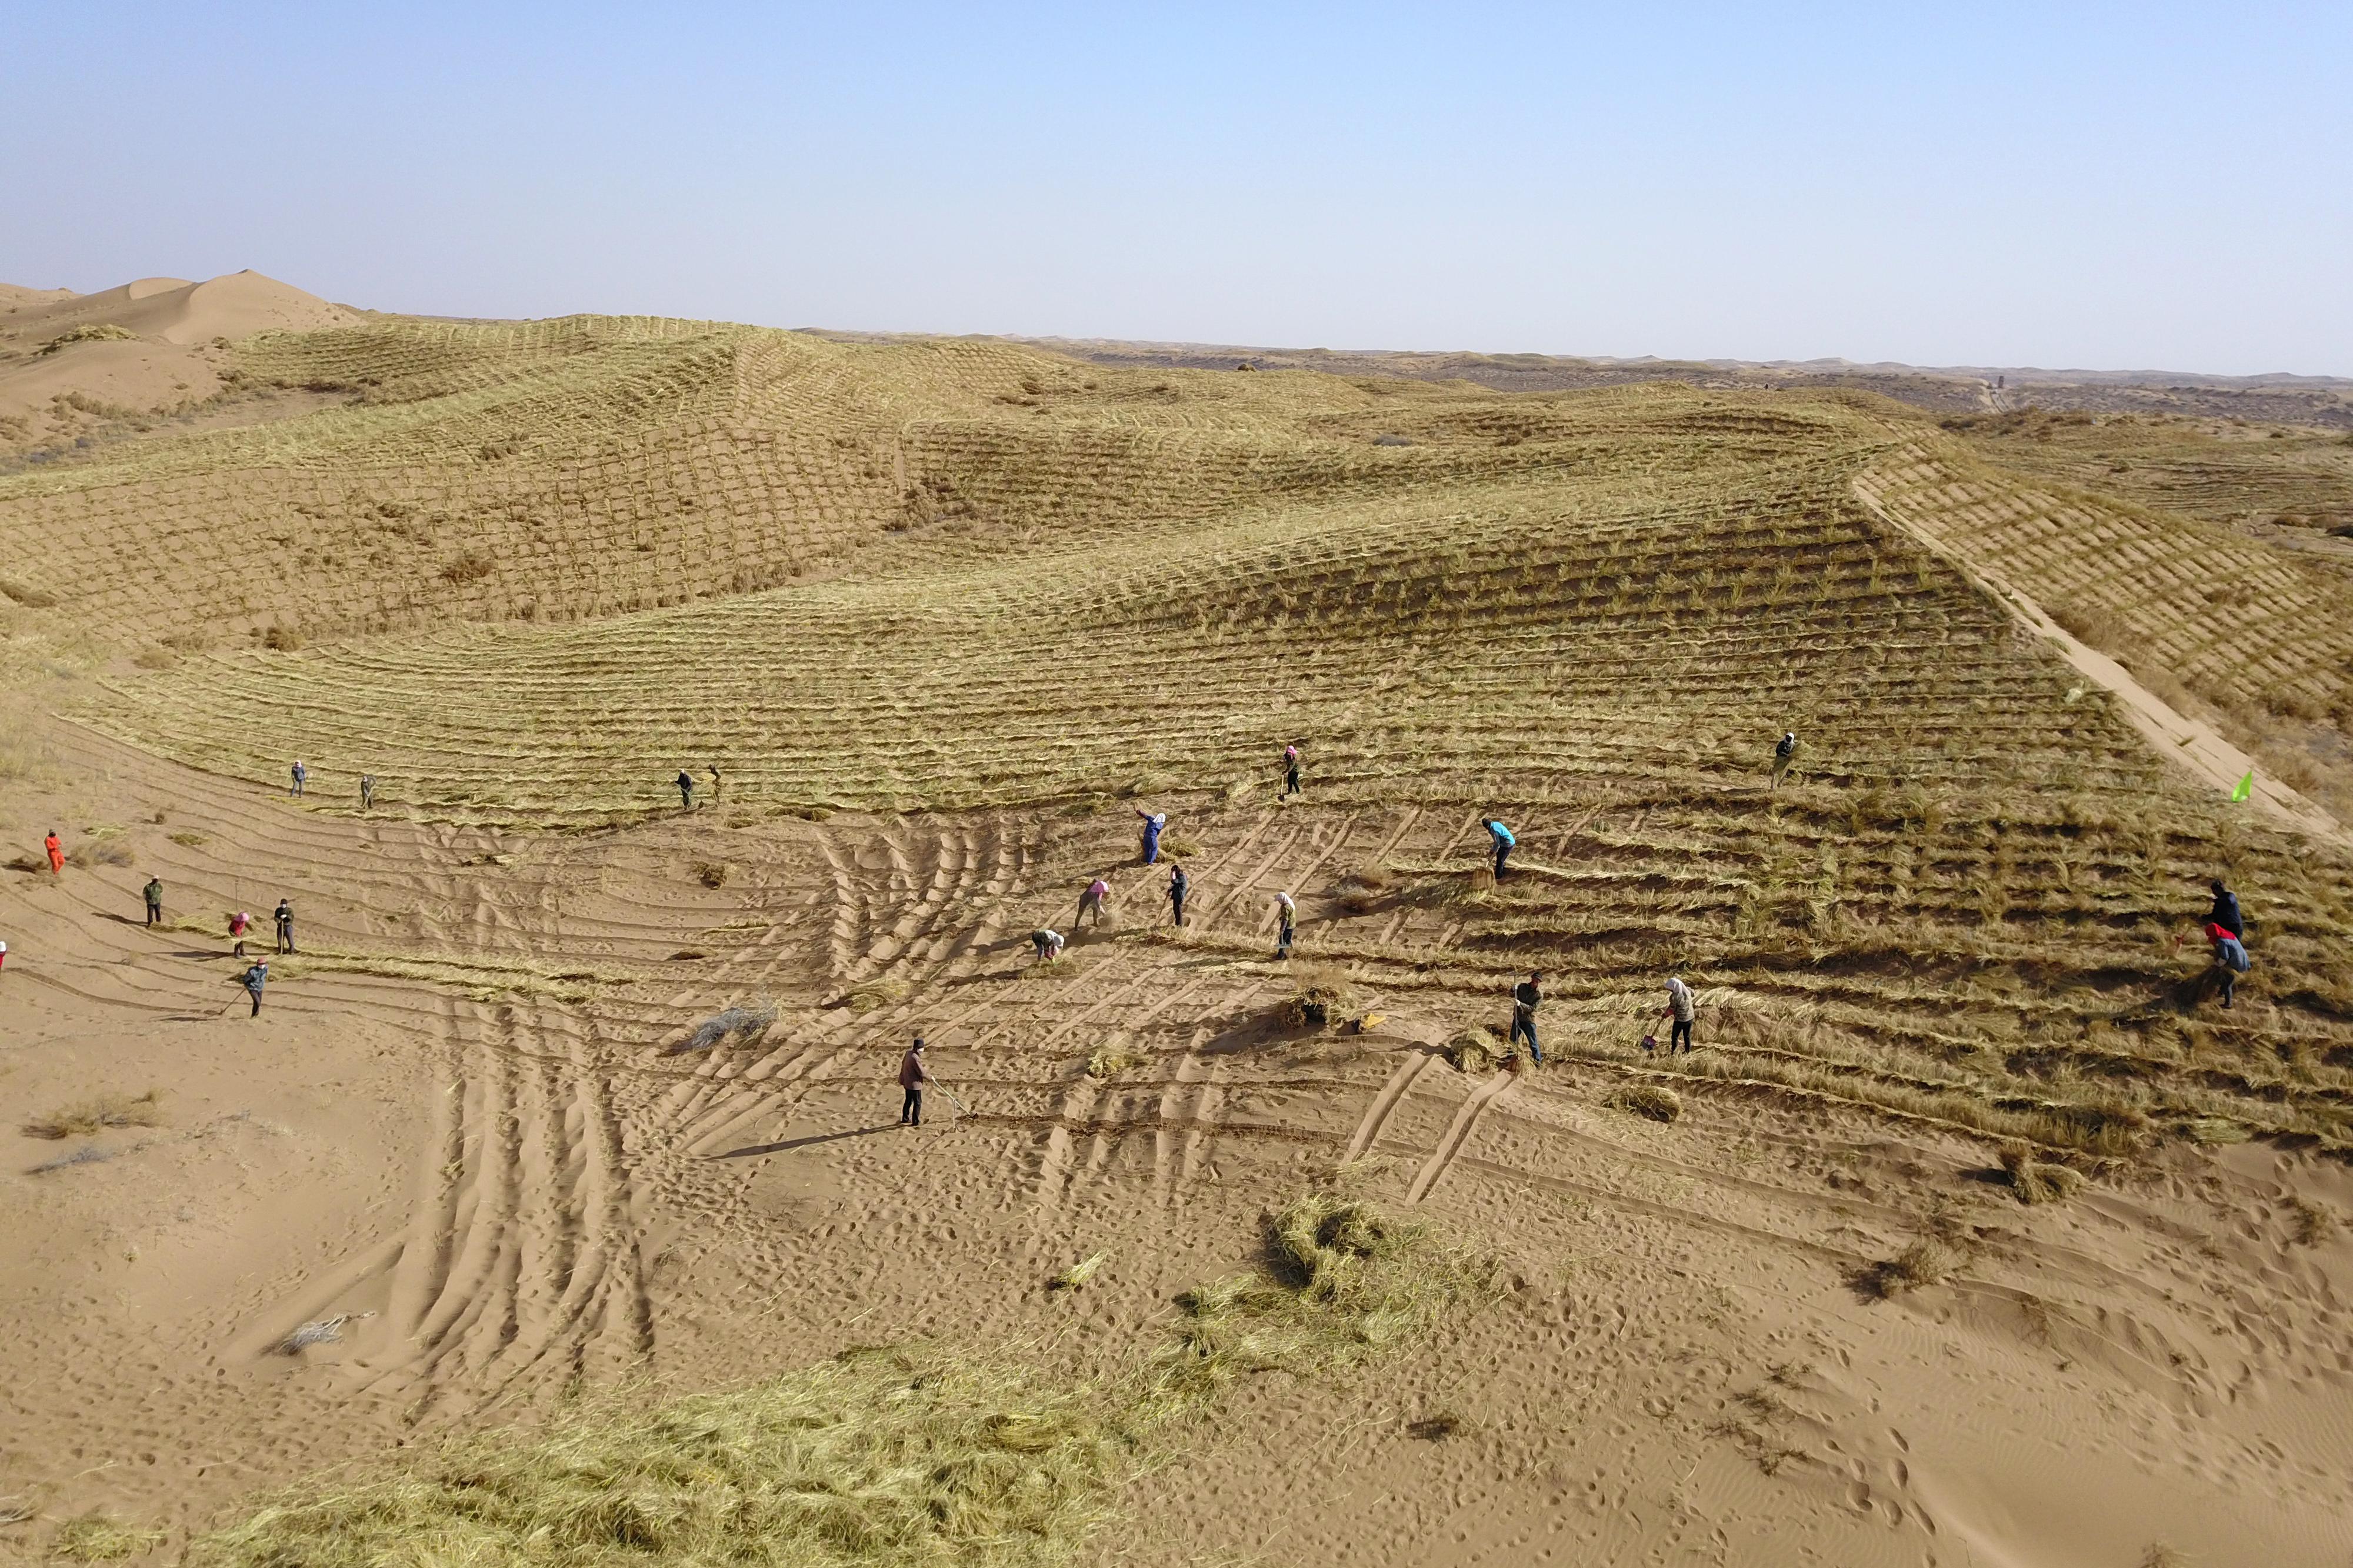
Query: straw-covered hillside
5,311,2352,1567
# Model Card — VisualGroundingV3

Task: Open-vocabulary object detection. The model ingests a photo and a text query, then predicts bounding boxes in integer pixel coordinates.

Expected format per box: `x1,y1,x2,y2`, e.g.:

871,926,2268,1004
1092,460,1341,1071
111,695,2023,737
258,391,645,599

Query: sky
5,2,2349,374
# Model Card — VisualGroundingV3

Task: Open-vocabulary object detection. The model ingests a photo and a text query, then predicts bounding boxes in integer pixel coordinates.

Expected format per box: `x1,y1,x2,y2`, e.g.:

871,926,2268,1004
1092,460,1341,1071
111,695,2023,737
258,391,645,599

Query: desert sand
2,282,2350,1567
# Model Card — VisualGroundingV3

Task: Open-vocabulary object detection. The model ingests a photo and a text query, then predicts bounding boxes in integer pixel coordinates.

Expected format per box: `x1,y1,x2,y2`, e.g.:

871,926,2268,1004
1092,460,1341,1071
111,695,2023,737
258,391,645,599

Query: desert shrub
1334,868,1392,915
261,623,304,652
66,836,133,869
23,1089,164,1140
1865,1239,1961,1298
693,859,732,888
1404,1413,1465,1440
441,550,496,583
51,1511,164,1561
40,322,139,354
1998,1143,2085,1205
1084,1046,1146,1078
672,1002,776,1055
1609,1083,1684,1123
131,643,176,670
2288,1197,2339,1247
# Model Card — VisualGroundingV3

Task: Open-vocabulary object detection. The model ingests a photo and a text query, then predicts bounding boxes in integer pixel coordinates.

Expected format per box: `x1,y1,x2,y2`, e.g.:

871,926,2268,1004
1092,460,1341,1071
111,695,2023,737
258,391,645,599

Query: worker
1510,970,1544,1065
1481,817,1515,880
229,910,252,958
44,830,64,875
1275,890,1296,959
1136,809,1166,865
274,898,296,956
1076,877,1111,930
675,769,695,810
898,1037,932,1126
1772,731,1797,786
143,875,163,928
240,958,269,1017
1658,975,1697,1053
1168,863,1189,928
1030,928,1066,962
1283,743,1302,798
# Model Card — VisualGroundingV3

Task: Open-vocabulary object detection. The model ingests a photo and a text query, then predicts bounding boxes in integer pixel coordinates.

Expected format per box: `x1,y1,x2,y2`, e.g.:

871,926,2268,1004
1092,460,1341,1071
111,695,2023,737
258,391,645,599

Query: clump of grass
2139,1546,2192,1568
278,1312,375,1354
168,830,208,848
41,322,139,354
2288,1197,2339,1247
1154,1191,1489,1402
1333,869,1392,915
1445,1030,1499,1075
839,978,909,1014
51,1511,164,1562
23,1089,163,1140
1404,1412,1464,1440
1159,836,1201,859
1998,1143,2085,1205
66,836,133,869
1864,1239,1962,1298
201,1190,1488,1568
1084,1047,1145,1079
261,623,304,652
194,1347,1134,1568
692,859,732,888
1609,1083,1684,1123
1048,1252,1108,1292
672,1002,778,1056
1278,965,1362,1030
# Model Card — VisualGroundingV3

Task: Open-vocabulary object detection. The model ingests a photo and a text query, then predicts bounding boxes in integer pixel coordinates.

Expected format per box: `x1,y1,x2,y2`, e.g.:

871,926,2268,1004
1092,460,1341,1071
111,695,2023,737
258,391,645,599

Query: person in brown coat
898,1037,931,1127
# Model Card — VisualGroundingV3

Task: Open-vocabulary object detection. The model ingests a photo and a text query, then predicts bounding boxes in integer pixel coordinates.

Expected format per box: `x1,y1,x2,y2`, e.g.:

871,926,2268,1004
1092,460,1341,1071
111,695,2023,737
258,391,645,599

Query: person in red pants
44,830,64,875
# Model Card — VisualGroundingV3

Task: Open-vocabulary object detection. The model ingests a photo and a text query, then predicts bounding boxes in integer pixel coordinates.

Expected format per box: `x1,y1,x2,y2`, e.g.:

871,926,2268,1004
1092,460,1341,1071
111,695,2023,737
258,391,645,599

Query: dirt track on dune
6,719,2351,1567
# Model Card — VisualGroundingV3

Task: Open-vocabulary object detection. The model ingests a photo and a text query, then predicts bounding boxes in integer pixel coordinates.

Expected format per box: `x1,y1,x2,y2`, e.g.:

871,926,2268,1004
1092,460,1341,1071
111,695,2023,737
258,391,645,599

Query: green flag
2232,769,2254,803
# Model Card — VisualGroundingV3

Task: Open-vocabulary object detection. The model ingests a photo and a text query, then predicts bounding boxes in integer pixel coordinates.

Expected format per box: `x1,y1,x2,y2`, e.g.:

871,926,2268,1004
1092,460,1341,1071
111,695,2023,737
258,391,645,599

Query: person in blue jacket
1481,816,1515,880
1136,809,1166,865
2205,921,2249,1008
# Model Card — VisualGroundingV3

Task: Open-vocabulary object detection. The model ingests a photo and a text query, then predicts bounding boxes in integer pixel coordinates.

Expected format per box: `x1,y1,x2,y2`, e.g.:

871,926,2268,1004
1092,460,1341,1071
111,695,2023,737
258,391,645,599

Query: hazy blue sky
7,2,2348,373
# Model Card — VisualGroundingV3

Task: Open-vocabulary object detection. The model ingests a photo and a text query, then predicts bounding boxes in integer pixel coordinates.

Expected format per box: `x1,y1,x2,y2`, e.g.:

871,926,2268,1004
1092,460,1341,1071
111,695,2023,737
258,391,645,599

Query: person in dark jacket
1167,863,1188,928
675,769,695,810
898,1037,931,1126
143,876,163,928
2208,880,2244,939
241,959,269,1016
1283,743,1302,798
1509,970,1544,1065
1772,731,1797,786
273,898,296,955
2206,922,2250,1008
289,760,306,798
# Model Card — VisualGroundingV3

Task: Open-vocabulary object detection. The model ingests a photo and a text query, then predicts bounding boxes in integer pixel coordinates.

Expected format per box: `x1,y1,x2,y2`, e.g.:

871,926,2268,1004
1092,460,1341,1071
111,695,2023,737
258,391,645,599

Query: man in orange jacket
44,830,64,875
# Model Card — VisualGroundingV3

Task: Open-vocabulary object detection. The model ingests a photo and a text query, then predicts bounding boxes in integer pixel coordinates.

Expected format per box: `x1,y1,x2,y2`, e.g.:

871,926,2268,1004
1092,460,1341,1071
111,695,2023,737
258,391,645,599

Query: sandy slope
2,716,2348,1566
0,272,358,456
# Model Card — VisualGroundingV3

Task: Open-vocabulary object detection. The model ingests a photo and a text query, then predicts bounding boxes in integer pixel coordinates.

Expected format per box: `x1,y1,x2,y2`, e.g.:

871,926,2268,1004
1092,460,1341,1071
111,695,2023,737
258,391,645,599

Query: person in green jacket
143,876,163,928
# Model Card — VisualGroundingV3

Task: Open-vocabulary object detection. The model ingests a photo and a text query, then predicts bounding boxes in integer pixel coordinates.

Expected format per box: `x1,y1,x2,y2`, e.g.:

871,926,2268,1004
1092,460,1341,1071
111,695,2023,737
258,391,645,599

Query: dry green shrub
692,859,732,888
1609,1083,1684,1123
261,623,304,652
439,550,496,583
1866,1239,1961,1297
131,643,176,670
1084,1047,1146,1079
24,1089,162,1139
1998,1143,2085,1205
168,830,208,847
